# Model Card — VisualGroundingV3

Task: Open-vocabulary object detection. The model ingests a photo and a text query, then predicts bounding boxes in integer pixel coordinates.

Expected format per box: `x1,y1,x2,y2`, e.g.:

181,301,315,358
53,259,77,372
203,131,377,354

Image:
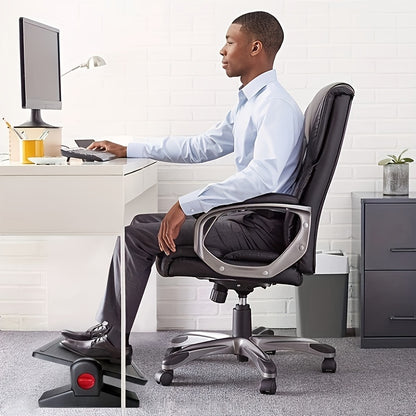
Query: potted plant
378,149,414,195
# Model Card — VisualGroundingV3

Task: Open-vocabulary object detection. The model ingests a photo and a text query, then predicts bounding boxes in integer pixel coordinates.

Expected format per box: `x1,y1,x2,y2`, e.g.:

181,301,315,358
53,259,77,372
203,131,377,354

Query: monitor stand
17,109,58,128
32,337,147,408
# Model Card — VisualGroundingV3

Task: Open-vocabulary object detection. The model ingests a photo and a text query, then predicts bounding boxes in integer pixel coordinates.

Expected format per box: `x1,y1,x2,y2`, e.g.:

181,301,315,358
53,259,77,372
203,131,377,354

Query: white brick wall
0,239,48,330
1,0,415,331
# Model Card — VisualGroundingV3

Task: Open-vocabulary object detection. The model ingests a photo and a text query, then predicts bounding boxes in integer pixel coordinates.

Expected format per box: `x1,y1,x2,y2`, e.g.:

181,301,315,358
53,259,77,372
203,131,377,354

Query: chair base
156,299,336,394
156,329,336,395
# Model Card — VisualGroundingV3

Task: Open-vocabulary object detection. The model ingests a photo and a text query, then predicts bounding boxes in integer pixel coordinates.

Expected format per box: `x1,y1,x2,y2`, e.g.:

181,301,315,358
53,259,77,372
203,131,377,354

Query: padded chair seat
222,249,279,263
156,246,302,286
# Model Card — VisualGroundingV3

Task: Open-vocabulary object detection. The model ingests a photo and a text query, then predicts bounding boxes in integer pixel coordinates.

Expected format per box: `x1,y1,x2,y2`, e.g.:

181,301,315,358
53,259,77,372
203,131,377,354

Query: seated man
60,11,304,364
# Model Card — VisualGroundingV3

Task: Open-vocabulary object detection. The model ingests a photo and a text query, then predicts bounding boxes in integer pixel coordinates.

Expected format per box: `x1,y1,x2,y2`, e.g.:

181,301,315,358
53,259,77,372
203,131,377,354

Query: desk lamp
61,55,106,77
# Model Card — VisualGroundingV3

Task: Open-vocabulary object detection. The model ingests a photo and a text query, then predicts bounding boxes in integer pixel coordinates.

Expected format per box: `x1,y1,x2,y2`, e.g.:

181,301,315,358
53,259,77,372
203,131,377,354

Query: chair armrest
193,194,311,279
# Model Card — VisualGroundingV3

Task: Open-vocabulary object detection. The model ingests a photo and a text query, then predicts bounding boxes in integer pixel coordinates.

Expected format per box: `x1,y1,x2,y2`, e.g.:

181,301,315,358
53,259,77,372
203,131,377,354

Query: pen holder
20,139,44,164
9,127,62,162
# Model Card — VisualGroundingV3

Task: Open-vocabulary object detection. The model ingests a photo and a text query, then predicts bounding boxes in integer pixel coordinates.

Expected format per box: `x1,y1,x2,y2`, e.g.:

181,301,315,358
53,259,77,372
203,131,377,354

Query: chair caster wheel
155,369,174,386
259,377,276,395
322,358,337,373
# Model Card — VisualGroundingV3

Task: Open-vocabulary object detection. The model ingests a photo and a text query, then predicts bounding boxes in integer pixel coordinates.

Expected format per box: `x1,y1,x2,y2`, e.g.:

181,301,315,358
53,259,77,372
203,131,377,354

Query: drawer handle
390,248,416,253
389,315,416,321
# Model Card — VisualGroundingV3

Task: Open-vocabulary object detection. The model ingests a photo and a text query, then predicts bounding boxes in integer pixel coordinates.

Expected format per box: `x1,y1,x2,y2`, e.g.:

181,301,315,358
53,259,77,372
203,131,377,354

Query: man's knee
125,214,162,254
129,213,165,227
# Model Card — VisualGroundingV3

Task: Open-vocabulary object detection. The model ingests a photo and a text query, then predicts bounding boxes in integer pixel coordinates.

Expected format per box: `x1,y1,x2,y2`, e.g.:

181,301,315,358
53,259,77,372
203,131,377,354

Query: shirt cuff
179,190,205,216
127,142,147,158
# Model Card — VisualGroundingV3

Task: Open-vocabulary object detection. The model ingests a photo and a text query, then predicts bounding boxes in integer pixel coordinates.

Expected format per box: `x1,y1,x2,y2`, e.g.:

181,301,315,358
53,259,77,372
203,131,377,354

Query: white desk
0,158,158,330
0,158,157,234
0,158,158,410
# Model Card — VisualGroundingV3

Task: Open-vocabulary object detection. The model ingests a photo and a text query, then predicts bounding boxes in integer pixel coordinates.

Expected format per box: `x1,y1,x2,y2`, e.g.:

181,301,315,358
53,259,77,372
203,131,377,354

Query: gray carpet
1,330,416,416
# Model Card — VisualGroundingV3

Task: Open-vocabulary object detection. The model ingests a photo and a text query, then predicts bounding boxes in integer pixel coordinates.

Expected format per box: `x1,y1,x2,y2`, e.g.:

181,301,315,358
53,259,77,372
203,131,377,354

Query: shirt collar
239,69,277,101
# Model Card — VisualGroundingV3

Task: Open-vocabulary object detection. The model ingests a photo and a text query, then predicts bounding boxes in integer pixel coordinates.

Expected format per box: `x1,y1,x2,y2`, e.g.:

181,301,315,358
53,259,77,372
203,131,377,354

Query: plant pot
383,163,409,196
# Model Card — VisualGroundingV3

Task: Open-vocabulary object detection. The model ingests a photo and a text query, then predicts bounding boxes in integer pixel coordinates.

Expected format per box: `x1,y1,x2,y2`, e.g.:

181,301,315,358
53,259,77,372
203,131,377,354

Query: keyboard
61,148,117,162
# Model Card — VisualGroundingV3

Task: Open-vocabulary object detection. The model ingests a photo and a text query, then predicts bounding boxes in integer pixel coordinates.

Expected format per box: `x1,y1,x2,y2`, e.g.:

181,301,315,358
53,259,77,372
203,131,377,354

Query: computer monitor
19,17,62,128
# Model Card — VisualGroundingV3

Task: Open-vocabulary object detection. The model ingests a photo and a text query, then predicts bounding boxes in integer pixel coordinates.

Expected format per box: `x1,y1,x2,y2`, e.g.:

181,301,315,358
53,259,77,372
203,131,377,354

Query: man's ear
250,41,263,56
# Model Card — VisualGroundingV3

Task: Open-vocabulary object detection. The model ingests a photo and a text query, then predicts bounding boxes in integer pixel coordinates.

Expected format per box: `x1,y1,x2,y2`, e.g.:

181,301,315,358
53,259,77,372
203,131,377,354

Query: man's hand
88,140,127,158
158,201,186,255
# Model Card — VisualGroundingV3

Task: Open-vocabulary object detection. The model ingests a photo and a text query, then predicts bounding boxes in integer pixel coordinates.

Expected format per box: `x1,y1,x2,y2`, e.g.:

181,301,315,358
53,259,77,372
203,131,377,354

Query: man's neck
240,66,274,87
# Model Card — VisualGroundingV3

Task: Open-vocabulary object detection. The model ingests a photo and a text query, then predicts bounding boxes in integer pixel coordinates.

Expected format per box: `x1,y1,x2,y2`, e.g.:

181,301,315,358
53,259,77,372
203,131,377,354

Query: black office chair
155,83,355,394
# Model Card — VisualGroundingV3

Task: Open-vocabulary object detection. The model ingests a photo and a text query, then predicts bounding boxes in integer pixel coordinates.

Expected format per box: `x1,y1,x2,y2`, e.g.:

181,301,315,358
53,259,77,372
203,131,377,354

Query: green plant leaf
378,158,393,166
379,149,413,165
398,149,409,161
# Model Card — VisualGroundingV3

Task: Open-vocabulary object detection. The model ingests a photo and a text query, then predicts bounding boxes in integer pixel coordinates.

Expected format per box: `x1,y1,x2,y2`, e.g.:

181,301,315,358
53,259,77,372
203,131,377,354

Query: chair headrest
292,82,354,200
304,83,355,165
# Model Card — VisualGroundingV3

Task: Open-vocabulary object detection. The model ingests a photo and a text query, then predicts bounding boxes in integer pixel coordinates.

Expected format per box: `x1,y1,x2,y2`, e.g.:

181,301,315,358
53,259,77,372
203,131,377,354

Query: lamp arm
61,65,82,77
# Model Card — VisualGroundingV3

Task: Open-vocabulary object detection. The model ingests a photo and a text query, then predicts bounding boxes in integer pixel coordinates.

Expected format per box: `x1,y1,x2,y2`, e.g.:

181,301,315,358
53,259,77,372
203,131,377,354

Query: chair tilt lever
210,283,228,303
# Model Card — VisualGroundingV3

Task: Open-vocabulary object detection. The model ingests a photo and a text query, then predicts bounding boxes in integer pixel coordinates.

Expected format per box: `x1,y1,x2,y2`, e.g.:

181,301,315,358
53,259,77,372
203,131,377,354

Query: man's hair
232,11,284,57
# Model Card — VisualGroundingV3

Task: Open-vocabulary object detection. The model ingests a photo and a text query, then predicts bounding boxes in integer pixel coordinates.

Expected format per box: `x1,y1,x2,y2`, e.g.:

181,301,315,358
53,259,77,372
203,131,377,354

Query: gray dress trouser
96,211,283,347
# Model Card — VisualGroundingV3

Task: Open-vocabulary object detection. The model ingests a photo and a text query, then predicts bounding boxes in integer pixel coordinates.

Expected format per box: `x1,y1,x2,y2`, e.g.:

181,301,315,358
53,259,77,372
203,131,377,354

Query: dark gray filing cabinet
353,193,416,348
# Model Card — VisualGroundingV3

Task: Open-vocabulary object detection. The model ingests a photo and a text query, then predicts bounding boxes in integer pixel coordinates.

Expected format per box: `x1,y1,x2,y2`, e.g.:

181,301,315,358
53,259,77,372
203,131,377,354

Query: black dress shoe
60,335,133,365
61,321,110,341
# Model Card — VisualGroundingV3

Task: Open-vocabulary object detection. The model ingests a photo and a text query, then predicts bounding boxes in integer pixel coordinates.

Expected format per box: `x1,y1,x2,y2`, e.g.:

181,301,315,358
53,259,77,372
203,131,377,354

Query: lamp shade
85,56,106,69
62,56,106,77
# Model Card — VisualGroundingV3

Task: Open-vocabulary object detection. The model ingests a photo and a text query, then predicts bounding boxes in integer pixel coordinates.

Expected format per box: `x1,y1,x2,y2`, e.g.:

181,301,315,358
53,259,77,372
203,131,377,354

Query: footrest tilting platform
32,337,147,408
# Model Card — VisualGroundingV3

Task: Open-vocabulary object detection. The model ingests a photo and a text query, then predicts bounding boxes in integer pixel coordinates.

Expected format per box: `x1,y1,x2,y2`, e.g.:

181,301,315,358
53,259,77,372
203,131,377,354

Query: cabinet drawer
364,203,416,270
364,271,416,337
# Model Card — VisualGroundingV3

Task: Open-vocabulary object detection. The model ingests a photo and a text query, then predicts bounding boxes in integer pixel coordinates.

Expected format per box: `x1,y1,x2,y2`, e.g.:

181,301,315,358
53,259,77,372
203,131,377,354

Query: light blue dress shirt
127,70,304,215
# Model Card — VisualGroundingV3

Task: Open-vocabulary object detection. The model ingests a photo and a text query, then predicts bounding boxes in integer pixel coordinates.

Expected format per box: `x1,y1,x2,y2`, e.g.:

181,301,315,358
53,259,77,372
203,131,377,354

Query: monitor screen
19,17,61,127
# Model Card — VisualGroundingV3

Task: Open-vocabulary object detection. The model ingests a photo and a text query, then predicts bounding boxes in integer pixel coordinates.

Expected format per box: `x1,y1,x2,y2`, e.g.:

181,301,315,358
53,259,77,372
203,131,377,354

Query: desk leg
120,231,126,413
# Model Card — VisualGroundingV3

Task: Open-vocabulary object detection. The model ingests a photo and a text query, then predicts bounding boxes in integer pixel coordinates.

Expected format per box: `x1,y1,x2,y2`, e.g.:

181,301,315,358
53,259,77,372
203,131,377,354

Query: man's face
220,24,254,79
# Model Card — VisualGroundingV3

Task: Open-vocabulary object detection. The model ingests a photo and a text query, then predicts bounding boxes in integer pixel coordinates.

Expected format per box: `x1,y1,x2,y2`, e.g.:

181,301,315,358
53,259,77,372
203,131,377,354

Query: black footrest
33,337,147,385
39,383,141,408
33,337,147,408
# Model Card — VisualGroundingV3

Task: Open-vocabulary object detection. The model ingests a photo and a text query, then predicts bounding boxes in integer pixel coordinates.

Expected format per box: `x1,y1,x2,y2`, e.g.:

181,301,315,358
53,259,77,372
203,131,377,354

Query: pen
2,117,25,140
39,130,50,141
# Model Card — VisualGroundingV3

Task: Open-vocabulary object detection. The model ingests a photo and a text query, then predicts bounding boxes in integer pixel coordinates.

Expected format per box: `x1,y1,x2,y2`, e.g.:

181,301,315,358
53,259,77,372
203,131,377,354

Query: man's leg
97,213,196,347
60,213,195,361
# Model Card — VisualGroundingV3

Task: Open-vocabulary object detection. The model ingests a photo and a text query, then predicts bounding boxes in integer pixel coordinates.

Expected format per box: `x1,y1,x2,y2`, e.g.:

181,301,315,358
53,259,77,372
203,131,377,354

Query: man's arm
90,111,234,163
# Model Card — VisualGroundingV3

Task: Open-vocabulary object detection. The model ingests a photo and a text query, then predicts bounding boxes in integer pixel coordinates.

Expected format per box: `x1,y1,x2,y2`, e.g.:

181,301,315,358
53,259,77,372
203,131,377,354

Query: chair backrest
289,83,354,275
